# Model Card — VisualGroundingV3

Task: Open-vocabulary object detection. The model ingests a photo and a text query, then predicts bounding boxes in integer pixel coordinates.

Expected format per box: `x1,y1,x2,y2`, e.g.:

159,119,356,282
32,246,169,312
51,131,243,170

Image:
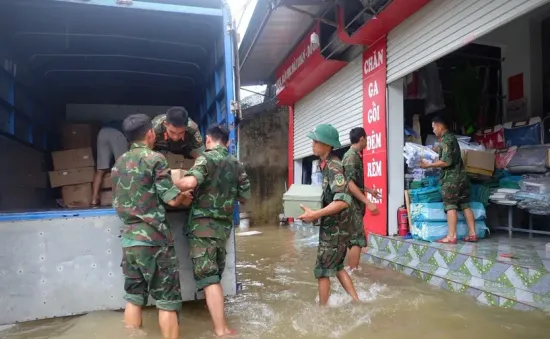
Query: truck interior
0,0,231,213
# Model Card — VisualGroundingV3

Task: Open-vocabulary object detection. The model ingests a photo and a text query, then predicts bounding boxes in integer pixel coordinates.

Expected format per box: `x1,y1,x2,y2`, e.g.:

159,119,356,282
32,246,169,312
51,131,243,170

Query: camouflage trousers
314,241,348,279
121,246,182,311
441,179,470,212
347,204,367,249
189,236,228,290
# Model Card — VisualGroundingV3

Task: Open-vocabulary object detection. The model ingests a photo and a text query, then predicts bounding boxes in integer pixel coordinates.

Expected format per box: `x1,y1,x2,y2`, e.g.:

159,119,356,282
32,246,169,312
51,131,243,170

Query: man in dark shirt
91,120,128,206
420,115,477,244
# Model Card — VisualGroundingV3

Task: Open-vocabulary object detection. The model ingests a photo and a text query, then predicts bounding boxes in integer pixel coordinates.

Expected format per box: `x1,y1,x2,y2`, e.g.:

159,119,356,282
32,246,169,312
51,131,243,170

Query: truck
0,0,240,325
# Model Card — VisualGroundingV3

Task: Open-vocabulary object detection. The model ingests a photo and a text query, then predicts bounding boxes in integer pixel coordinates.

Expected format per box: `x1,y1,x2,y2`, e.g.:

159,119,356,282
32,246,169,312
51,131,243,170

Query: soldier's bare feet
214,328,238,337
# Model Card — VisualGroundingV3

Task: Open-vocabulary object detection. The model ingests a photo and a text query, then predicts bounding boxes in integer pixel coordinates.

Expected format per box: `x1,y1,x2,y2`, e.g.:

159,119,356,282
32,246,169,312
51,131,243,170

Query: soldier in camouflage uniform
112,114,191,339
174,124,250,336
420,115,477,244
298,124,360,306
152,106,205,159
342,127,380,272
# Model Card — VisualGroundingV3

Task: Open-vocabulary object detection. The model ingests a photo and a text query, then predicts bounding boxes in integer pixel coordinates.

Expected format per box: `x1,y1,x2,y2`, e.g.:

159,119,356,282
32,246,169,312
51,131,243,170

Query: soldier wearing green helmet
298,123,360,306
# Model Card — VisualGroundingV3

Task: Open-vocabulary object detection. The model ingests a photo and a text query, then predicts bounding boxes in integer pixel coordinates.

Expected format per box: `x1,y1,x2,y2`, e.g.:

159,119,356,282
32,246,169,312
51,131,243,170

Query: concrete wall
239,107,289,225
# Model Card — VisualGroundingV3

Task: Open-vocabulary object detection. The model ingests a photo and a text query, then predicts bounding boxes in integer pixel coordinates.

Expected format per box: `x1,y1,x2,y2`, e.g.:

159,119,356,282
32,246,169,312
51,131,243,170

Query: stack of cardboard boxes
99,172,114,206
48,125,195,209
48,124,99,208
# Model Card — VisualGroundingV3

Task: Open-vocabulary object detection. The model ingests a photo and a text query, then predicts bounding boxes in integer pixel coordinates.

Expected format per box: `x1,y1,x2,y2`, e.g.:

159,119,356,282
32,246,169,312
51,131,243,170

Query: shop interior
0,0,222,213
401,10,550,243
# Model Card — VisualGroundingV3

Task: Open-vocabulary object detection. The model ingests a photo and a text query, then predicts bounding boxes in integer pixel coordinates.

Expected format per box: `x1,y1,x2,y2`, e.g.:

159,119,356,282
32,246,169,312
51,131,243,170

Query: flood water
2,226,550,339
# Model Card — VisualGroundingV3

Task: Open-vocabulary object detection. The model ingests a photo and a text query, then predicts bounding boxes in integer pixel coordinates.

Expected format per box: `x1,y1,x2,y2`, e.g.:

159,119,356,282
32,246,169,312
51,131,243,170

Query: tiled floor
289,223,550,310
366,233,550,311
401,235,550,272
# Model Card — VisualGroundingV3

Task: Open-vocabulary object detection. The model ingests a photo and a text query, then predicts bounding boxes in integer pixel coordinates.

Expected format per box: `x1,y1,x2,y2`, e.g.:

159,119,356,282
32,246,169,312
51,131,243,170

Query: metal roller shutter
386,0,550,83
293,57,363,159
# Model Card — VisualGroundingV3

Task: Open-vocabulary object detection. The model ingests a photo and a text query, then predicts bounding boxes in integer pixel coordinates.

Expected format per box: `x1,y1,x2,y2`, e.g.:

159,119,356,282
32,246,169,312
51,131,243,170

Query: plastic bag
517,199,550,214
507,145,550,174
408,186,442,203
410,220,488,242
458,140,485,151
494,146,517,169
519,177,550,194
475,125,505,149
409,202,486,222
503,117,543,147
403,142,439,168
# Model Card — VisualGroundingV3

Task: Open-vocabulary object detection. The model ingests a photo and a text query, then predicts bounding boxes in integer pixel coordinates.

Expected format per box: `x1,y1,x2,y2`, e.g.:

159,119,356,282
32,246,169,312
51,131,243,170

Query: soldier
111,114,192,339
420,115,477,244
342,127,380,272
152,106,205,159
297,124,360,306
174,124,250,336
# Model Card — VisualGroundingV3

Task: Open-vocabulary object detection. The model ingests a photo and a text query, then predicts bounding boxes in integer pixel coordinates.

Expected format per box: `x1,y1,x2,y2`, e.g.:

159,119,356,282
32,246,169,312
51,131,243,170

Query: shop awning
239,0,431,99
239,0,332,86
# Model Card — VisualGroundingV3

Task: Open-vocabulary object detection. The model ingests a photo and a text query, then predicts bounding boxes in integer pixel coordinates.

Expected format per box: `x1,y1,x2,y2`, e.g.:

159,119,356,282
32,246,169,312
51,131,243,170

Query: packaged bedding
410,220,489,242
507,145,550,174
503,117,543,147
409,202,486,222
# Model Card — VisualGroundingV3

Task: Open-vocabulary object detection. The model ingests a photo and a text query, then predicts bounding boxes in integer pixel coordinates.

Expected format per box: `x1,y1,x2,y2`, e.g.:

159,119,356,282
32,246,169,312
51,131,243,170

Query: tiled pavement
289,222,550,311
365,234,550,311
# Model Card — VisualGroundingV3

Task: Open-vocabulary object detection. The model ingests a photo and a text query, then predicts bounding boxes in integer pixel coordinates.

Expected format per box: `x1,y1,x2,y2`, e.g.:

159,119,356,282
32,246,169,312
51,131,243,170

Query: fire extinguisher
397,206,409,236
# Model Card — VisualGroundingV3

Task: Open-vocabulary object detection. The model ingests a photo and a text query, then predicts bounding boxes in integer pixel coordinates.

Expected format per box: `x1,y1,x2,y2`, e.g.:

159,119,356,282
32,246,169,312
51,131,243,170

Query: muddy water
2,226,549,339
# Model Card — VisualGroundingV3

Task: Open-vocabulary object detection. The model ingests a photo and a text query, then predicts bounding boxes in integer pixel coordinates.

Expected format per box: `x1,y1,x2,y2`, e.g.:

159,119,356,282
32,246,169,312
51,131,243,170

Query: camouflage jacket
186,145,251,238
112,142,181,246
438,132,468,185
152,114,204,158
342,146,365,215
320,153,353,244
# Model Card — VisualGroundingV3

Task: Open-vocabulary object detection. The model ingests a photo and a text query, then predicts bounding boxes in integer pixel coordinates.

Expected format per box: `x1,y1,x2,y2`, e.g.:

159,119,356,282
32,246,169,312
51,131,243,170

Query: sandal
436,236,457,244
463,235,478,243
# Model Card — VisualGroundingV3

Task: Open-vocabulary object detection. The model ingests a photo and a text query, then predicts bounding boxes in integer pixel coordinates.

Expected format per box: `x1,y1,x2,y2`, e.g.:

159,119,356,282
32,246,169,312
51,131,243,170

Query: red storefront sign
364,150,388,235
362,37,388,236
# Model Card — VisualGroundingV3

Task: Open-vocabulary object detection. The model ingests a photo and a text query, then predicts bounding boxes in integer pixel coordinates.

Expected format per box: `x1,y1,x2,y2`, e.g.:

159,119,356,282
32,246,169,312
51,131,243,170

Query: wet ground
2,226,549,339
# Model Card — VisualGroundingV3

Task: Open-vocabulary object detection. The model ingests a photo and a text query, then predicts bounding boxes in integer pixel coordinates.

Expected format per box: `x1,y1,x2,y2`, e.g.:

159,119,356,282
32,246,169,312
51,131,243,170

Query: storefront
385,0,550,240
279,29,389,235
279,0,550,238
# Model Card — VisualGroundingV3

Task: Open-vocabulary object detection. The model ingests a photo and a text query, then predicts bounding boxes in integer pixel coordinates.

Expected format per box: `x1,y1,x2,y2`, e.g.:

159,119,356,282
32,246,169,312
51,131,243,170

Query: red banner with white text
362,37,388,236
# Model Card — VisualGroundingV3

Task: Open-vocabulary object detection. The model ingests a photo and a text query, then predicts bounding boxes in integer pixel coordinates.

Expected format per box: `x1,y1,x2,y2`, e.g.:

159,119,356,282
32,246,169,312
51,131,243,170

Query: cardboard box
283,184,323,219
62,183,92,208
170,169,187,182
165,153,195,169
101,172,112,189
61,124,94,149
547,149,550,168
49,167,95,188
52,147,95,170
100,190,113,206
465,150,495,177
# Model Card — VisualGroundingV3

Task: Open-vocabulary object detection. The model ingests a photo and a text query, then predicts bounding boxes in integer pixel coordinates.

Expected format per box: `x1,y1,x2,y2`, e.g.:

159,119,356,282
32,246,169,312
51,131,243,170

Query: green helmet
306,124,341,148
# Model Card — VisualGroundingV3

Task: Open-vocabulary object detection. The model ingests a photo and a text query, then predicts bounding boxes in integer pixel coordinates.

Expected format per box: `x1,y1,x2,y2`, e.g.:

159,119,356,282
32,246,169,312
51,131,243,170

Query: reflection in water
2,226,549,339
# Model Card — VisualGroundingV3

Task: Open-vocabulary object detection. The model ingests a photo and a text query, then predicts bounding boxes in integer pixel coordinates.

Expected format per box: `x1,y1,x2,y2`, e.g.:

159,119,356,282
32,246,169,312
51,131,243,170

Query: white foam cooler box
283,184,323,219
